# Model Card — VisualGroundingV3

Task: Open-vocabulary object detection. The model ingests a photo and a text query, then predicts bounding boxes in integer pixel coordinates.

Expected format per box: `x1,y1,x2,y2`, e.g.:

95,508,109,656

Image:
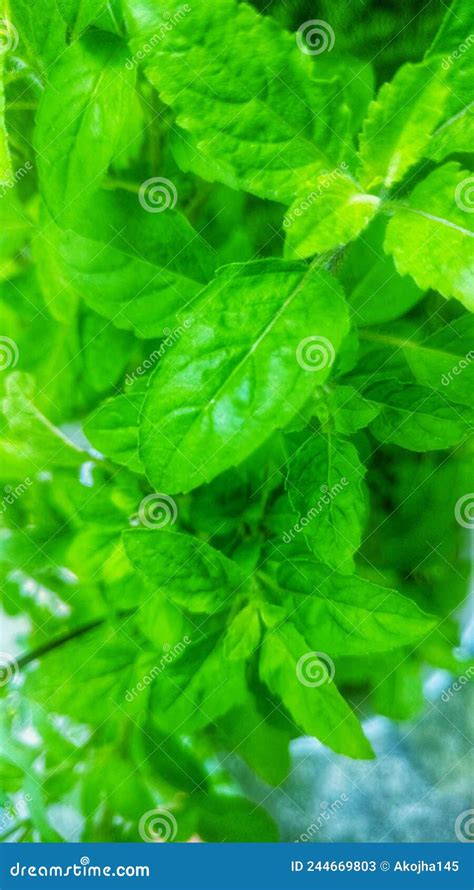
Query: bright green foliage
384,163,474,310
0,0,473,845
140,261,349,493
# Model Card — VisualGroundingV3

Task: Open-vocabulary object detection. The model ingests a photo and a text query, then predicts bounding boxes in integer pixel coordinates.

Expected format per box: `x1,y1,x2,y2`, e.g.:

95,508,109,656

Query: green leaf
84,386,145,472
284,174,380,259
56,0,108,36
273,558,436,656
128,0,348,203
140,260,349,494
365,381,473,451
123,529,245,614
215,702,291,785
285,431,368,573
358,62,449,190
259,622,373,759
361,316,474,407
148,631,247,731
34,33,136,220
8,0,67,70
325,385,380,435
427,0,473,56
38,190,215,336
339,216,423,326
198,794,279,842
0,56,12,185
384,163,474,311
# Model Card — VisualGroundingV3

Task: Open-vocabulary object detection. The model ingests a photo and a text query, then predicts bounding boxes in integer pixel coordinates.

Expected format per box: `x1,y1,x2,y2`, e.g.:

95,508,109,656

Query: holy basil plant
0,0,473,843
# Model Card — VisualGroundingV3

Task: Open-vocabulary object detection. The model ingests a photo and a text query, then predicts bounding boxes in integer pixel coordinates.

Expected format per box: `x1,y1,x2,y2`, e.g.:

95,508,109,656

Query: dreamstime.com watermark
296,794,349,841
135,492,178,529
0,478,32,514
9,859,150,878
125,321,191,386
441,666,474,702
441,350,474,386
296,335,335,371
454,176,474,213
282,478,349,544
125,637,191,701
0,18,19,54
125,5,191,69
139,807,178,842
283,163,349,229
454,493,474,529
0,160,33,197
1,795,32,832
296,651,335,687
0,336,19,370
138,177,177,212
440,34,474,70
296,19,335,55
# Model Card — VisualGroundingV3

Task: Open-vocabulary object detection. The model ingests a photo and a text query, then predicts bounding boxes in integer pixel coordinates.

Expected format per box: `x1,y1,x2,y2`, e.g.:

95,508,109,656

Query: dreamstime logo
0,336,19,370
125,637,191,701
454,809,474,842
441,34,474,70
139,177,177,213
296,20,335,55
0,19,19,54
0,652,19,687
139,807,178,842
283,163,349,229
125,4,191,69
125,321,191,386
441,350,474,386
454,493,474,529
138,493,178,529
0,478,32,514
296,336,335,372
0,794,32,831
454,176,474,213
0,160,33,198
441,666,474,702
296,651,335,687
296,794,349,841
283,479,349,544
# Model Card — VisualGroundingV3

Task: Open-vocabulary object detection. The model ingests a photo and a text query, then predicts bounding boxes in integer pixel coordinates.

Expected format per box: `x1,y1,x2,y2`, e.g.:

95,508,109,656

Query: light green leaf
123,529,245,614
8,0,67,70
286,431,367,573
1,372,87,469
84,385,145,473
427,0,473,56
0,55,12,185
274,558,436,656
384,163,474,310
284,175,380,259
56,0,108,36
35,33,136,220
358,62,449,190
128,0,349,203
224,604,261,660
427,100,474,162
37,191,215,337
365,381,473,450
325,385,380,435
259,622,373,759
140,260,349,494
